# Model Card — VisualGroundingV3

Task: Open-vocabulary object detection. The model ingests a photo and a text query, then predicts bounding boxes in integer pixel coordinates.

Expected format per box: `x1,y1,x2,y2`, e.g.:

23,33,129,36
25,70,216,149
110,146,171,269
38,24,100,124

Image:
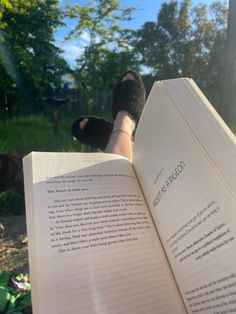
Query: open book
23,78,236,314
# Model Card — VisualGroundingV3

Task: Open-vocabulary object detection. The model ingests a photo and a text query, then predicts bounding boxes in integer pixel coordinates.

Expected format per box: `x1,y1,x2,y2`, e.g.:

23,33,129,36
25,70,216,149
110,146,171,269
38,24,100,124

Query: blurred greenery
0,114,91,153
0,0,235,148
0,271,31,313
0,0,68,115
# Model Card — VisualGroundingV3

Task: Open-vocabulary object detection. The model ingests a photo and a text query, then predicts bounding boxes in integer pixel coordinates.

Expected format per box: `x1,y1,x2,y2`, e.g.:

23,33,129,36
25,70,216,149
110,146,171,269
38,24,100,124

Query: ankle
113,111,135,135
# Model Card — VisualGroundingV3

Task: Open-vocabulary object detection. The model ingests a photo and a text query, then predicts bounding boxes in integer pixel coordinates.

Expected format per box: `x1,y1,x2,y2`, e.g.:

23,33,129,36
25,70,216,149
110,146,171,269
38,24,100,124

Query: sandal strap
112,77,146,122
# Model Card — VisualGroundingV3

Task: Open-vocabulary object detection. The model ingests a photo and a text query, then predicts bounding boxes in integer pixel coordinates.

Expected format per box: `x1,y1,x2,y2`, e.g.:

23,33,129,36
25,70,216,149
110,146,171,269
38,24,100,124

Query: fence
45,88,113,116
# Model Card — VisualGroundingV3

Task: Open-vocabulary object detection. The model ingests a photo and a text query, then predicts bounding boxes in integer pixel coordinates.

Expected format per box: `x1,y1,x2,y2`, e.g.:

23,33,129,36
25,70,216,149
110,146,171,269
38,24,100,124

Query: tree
134,0,191,79
66,0,137,107
220,0,236,125
188,2,227,107
134,0,227,110
0,0,68,115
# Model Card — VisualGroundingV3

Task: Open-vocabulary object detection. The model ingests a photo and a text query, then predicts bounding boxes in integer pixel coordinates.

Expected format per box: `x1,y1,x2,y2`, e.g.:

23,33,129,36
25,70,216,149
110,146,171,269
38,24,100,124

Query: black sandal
71,70,145,150
112,70,146,123
71,116,113,150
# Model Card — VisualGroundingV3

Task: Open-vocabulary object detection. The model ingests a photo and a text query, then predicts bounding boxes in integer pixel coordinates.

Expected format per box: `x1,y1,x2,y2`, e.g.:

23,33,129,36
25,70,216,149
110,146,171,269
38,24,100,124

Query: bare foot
122,73,135,81
79,118,89,130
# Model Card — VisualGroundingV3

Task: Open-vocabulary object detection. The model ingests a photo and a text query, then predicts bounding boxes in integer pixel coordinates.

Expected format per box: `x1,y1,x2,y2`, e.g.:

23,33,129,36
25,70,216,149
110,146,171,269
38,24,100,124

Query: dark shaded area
0,153,25,195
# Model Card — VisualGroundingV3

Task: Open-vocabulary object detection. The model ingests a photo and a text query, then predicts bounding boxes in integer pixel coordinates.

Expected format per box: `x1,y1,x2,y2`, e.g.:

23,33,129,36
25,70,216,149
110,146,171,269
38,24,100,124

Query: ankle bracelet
111,129,132,137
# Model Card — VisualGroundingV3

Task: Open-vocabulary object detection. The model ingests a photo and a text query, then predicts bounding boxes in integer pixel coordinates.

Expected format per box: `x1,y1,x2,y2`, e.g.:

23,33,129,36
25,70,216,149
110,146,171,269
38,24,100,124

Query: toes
122,73,135,81
79,118,89,130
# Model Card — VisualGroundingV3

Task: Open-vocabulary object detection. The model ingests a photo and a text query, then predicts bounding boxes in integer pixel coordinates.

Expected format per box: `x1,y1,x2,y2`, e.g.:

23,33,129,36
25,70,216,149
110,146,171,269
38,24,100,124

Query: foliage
0,190,24,215
0,0,231,122
134,0,191,78
66,0,134,48
96,50,140,89
73,49,140,107
0,0,68,115
66,0,137,107
0,0,32,18
0,114,90,152
0,271,31,314
134,0,228,109
188,1,227,106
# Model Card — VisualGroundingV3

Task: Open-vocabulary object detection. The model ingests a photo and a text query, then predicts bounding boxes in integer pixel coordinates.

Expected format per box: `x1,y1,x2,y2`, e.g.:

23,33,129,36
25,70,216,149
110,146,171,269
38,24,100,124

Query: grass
1,113,235,153
0,114,93,153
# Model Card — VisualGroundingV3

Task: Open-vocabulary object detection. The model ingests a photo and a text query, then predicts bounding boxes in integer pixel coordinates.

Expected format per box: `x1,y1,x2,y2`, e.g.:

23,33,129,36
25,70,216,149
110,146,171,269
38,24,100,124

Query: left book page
23,152,186,314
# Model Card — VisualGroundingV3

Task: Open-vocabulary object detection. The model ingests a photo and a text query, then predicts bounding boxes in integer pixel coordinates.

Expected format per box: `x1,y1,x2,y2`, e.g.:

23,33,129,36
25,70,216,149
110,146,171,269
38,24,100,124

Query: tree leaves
133,0,227,109
0,0,68,114
66,0,137,107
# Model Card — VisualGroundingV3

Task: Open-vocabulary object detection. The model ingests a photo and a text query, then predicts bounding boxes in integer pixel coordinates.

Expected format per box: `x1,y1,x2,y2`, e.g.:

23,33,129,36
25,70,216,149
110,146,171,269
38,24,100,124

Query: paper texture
24,152,185,314
134,79,236,313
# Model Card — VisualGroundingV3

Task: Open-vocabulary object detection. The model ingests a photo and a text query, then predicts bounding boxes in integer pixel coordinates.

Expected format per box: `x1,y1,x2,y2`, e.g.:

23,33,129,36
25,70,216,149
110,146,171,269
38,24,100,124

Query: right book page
133,78,236,313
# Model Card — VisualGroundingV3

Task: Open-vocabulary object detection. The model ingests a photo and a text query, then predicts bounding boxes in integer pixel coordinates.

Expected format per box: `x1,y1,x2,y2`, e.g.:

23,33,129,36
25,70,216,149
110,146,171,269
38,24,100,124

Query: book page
23,152,186,314
133,80,236,313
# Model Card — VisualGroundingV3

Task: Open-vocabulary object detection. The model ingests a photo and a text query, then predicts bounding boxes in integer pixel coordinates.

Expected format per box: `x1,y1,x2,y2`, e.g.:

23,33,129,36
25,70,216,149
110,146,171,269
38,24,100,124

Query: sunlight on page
24,152,186,314
134,79,236,313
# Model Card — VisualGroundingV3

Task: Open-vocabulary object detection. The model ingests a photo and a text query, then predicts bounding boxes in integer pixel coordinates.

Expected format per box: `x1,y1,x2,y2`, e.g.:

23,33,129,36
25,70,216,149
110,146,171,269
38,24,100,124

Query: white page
24,152,186,314
164,78,236,193
133,80,236,313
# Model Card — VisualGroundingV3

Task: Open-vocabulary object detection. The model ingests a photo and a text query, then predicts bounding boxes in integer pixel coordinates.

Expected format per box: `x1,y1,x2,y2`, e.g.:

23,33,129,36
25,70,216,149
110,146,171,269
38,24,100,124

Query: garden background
0,0,235,313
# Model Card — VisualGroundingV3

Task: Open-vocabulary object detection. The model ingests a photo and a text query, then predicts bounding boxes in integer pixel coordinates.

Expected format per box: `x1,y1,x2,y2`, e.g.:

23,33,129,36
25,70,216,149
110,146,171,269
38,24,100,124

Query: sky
55,0,228,69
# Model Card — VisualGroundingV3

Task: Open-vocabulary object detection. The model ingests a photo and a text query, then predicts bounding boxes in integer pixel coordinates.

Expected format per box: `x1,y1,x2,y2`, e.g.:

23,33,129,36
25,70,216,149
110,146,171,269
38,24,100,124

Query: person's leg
72,70,145,157
105,70,145,160
104,111,135,160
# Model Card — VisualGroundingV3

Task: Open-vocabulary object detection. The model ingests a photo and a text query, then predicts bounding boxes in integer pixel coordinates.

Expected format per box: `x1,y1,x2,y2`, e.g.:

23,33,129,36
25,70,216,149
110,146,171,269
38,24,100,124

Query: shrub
0,271,31,314
0,190,25,215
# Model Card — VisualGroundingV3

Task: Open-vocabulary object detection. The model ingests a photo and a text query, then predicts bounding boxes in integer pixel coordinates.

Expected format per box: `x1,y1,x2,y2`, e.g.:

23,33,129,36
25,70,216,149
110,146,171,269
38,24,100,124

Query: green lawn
0,114,92,153
1,113,235,153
